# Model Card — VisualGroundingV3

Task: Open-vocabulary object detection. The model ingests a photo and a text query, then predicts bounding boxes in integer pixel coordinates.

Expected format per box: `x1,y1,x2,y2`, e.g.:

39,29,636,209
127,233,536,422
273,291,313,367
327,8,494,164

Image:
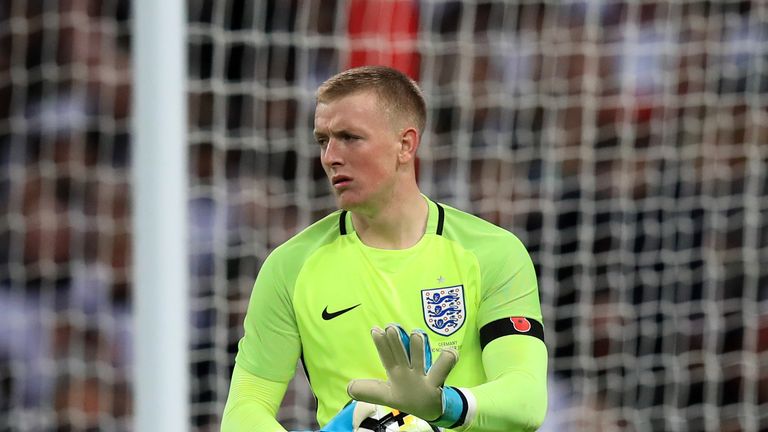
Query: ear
397,127,420,164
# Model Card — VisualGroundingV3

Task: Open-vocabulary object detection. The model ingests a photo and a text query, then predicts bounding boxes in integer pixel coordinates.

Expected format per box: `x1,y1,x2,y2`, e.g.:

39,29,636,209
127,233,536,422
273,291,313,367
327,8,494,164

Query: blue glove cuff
430,386,468,428
322,400,356,431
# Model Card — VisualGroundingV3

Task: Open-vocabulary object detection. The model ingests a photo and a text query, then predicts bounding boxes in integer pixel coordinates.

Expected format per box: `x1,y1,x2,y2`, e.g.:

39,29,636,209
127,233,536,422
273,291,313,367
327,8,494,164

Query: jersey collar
338,195,445,237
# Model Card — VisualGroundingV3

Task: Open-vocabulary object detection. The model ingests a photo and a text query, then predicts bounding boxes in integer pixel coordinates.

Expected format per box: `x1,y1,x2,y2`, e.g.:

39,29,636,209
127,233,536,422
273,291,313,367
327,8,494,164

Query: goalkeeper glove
347,324,468,429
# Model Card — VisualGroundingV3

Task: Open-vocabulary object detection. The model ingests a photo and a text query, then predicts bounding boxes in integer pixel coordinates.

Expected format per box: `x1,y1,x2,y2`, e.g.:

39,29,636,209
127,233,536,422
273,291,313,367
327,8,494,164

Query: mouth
331,175,352,189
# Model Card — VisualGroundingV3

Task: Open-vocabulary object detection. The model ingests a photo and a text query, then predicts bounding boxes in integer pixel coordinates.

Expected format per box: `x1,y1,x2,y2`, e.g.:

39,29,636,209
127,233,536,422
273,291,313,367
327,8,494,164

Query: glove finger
384,324,410,367
416,329,433,370
371,327,398,372
347,379,393,407
409,330,430,375
426,348,458,387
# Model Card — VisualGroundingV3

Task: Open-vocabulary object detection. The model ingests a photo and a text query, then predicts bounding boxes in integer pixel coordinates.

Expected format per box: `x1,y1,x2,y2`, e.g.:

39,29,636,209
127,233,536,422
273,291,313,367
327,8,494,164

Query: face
314,91,406,213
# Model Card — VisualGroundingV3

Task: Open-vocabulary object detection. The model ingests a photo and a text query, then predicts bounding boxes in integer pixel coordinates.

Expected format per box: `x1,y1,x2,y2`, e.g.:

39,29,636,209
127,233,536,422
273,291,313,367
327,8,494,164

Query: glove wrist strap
430,386,473,429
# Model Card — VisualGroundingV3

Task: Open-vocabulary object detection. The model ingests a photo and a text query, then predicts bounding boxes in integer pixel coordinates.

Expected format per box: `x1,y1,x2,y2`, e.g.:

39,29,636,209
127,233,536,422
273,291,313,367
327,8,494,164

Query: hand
347,324,458,423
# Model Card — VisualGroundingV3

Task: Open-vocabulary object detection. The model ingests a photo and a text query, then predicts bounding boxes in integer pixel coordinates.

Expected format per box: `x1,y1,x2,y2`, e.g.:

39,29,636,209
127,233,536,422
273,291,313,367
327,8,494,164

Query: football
351,402,441,432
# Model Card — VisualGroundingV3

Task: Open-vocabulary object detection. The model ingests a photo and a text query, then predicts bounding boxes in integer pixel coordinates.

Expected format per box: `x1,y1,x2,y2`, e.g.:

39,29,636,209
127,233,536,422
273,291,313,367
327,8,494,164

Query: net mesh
1,0,133,430
2,1,767,431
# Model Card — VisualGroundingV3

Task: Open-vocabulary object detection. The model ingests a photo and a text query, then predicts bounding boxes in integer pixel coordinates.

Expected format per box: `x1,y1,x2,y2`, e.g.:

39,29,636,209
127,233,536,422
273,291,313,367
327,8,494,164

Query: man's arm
453,334,547,431
223,248,303,431
347,325,547,432
453,229,547,431
221,364,289,432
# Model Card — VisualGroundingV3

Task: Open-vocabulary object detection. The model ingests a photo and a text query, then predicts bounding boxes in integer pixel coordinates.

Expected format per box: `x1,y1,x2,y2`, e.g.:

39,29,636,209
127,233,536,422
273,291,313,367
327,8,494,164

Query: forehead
315,91,386,124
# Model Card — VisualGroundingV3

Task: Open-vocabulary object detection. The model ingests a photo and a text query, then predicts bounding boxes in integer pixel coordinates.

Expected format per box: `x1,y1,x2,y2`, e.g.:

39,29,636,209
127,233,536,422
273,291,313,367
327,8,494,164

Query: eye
341,133,359,142
315,137,328,148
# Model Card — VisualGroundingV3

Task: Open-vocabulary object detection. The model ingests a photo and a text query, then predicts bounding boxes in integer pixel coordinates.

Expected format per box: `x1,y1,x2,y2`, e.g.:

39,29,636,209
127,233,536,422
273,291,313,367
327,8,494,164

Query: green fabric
460,336,548,431
229,196,547,430
221,364,289,432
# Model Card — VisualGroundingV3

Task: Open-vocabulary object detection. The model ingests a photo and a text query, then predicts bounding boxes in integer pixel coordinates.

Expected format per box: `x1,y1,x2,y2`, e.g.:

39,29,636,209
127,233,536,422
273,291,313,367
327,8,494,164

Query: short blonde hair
316,65,427,135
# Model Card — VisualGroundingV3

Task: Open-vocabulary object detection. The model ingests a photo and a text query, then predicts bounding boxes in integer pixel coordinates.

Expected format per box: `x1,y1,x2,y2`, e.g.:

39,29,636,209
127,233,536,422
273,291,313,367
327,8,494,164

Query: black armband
479,317,544,350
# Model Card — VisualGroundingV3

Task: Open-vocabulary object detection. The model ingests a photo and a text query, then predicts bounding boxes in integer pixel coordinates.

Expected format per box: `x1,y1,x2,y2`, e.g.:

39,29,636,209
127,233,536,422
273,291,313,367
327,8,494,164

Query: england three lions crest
422,285,466,336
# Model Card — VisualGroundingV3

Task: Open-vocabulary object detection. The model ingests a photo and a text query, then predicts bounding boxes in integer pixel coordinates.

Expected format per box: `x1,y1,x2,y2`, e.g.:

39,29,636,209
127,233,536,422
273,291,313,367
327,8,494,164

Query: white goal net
2,1,767,431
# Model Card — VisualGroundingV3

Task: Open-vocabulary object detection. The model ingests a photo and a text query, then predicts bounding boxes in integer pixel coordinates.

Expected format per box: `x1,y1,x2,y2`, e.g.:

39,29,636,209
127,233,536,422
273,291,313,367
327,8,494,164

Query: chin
336,199,358,211
335,193,366,212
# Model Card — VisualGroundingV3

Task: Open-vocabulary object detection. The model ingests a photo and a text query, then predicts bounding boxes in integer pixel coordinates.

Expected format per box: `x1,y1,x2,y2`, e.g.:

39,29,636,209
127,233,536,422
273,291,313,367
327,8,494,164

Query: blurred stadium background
1,1,767,431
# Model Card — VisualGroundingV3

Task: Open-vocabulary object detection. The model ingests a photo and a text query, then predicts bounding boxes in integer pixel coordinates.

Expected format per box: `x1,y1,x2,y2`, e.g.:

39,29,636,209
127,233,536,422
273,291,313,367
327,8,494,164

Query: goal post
132,0,189,430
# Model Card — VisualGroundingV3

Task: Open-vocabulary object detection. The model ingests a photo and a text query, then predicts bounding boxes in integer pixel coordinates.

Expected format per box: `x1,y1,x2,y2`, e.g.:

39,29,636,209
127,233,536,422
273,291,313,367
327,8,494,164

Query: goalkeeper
222,66,548,431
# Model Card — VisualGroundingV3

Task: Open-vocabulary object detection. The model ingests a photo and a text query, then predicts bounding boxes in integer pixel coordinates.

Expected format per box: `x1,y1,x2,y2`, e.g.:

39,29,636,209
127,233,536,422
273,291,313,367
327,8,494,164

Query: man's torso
293,205,488,424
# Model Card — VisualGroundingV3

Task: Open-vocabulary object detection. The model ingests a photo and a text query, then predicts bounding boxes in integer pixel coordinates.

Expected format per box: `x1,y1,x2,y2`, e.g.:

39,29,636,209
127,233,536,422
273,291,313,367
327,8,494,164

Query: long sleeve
457,335,548,431
449,222,548,431
221,364,290,432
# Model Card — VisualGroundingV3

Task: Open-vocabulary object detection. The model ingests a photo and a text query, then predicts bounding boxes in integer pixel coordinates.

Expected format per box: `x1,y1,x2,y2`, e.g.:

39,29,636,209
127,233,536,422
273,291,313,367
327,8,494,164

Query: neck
351,187,428,250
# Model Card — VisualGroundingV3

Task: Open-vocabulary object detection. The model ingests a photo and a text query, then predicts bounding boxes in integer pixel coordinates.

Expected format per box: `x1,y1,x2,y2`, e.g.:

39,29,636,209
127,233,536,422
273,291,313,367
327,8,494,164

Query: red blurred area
346,0,420,80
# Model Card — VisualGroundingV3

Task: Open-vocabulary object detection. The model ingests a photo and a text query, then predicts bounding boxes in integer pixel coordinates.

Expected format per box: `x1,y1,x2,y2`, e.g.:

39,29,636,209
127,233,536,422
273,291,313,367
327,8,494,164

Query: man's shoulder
269,210,345,262
252,211,344,296
435,201,529,260
435,203,534,288
438,202,517,239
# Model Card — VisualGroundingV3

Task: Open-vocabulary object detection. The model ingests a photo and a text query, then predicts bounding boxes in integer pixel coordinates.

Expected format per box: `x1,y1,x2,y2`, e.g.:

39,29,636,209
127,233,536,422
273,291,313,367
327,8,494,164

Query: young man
222,66,547,431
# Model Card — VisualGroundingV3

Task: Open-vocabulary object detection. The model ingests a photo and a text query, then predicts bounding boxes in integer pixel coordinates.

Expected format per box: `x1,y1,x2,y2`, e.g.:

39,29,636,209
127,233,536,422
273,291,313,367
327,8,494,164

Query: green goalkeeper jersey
235,196,545,428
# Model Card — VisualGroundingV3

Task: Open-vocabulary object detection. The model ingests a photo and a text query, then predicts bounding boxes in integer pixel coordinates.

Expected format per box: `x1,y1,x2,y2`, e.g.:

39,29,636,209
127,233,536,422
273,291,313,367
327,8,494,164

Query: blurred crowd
1,0,133,430
1,1,767,431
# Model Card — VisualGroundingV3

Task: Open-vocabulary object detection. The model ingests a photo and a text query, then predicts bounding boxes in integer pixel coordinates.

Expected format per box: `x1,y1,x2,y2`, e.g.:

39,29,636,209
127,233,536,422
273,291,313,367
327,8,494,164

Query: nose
321,138,343,167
